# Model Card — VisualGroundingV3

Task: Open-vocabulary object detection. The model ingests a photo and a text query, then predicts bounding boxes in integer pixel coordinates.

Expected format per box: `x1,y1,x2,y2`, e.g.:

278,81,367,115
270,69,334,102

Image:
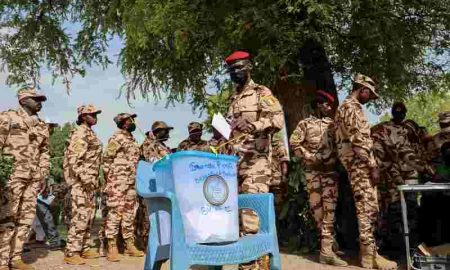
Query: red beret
316,90,335,103
225,51,250,65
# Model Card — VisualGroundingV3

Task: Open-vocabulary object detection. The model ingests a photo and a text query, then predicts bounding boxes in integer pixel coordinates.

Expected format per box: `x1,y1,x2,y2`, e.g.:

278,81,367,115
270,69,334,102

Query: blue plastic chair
136,160,281,270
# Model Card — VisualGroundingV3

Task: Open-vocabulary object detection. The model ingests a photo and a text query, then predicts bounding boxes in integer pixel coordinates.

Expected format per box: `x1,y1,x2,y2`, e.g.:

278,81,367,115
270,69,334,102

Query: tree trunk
272,39,338,136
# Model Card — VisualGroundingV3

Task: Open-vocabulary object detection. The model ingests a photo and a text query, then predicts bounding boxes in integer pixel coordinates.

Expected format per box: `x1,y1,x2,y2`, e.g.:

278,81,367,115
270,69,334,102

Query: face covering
127,123,136,132
230,70,248,85
392,111,406,123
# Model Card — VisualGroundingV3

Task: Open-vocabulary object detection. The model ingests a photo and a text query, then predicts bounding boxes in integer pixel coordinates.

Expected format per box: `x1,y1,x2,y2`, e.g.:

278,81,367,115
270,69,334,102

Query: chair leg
270,253,282,270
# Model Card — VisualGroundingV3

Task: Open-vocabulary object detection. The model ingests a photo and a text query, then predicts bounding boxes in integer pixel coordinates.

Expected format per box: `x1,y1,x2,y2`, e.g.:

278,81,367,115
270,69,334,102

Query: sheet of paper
212,113,231,140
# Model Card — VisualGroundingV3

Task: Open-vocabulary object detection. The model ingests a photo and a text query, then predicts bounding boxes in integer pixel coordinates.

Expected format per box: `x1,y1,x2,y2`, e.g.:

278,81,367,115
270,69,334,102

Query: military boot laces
63,253,86,265
81,248,100,259
124,238,144,257
10,259,35,270
106,241,120,262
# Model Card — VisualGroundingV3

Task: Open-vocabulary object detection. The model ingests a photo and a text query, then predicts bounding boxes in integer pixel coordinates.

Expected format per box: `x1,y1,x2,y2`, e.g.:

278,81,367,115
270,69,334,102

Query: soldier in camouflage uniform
225,51,284,270
269,137,288,215
290,90,346,266
429,112,450,162
0,88,49,270
177,122,208,151
63,105,103,265
135,121,173,250
335,74,397,270
103,113,144,262
371,103,429,251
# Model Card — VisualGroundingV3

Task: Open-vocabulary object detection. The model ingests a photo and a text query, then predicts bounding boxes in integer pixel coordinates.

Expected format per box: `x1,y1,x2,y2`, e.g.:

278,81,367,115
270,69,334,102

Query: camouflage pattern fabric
290,115,338,251
0,107,50,266
269,137,288,214
206,137,235,155
227,80,284,270
335,96,379,252
103,129,140,241
63,124,102,255
177,138,208,151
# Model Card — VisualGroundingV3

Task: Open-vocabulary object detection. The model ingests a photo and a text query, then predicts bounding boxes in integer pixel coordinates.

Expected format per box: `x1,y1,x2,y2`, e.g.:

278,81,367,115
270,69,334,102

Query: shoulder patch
72,139,86,154
106,140,120,156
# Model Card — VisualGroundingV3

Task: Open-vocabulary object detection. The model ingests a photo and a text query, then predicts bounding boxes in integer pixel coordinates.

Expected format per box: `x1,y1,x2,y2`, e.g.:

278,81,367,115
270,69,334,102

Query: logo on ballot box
203,175,229,206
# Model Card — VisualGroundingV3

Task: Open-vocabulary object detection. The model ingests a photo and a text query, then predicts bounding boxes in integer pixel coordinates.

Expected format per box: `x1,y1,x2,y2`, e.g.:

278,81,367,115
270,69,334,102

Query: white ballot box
154,151,239,245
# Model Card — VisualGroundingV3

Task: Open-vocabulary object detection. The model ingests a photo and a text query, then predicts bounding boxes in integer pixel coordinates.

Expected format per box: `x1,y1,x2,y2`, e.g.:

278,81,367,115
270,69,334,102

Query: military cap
17,87,47,102
316,90,335,103
188,122,203,132
152,121,173,132
113,113,137,125
225,51,250,65
438,111,450,124
352,73,379,99
77,104,102,117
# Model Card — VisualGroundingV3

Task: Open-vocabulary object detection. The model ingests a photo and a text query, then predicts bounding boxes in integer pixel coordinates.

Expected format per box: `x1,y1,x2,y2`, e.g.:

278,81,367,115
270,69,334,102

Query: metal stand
398,184,450,270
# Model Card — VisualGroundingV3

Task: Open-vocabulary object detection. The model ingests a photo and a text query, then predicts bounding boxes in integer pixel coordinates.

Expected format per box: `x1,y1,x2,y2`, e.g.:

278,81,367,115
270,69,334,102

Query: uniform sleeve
252,87,284,134
177,140,188,151
273,139,289,162
0,112,11,150
103,137,120,178
65,128,89,178
38,124,50,178
289,121,310,158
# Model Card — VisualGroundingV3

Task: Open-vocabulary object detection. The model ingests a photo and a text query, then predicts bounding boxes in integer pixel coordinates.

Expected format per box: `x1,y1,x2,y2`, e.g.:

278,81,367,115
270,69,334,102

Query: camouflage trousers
304,170,338,248
98,192,108,244
0,178,41,266
134,196,149,250
340,157,379,250
238,155,271,270
65,184,96,255
61,190,72,228
105,184,137,241
269,162,287,215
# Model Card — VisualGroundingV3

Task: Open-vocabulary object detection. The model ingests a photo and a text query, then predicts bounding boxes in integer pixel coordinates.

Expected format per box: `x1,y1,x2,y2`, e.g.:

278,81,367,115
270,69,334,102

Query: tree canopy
0,0,449,108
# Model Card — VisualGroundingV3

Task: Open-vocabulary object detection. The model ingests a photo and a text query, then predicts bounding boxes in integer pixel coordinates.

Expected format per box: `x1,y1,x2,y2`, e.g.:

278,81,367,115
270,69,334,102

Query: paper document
212,113,231,140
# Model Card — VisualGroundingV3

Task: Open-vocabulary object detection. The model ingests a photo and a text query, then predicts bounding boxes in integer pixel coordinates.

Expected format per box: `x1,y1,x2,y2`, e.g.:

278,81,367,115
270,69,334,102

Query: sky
0,37,381,148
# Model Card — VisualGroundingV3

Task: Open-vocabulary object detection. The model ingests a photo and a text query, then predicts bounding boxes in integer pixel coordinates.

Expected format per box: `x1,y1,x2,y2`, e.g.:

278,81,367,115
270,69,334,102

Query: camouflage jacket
429,126,450,161
103,129,140,185
0,107,50,181
335,96,376,167
206,137,235,155
177,138,208,151
290,116,336,170
63,124,102,188
371,120,426,175
141,137,171,162
227,80,284,156
272,137,289,164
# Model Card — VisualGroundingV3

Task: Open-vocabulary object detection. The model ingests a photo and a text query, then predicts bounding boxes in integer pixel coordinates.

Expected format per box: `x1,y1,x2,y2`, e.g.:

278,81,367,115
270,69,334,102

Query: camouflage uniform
136,125,172,250
269,137,288,214
103,123,140,242
290,115,338,253
63,105,102,256
227,79,284,270
335,94,379,253
177,122,208,151
206,137,235,155
429,112,450,161
0,89,49,267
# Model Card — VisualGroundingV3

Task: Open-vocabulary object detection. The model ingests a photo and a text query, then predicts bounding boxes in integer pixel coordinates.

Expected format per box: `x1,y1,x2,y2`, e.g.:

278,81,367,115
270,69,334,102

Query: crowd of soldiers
0,50,449,270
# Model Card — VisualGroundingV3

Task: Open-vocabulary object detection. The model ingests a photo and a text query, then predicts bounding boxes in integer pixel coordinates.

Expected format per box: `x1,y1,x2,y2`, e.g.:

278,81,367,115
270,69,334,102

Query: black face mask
230,70,248,85
127,123,136,132
392,111,406,123
156,129,169,141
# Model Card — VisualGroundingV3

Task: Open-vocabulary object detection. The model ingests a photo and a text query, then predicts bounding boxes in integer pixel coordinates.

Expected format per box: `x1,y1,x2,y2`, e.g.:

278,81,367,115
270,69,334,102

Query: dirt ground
23,245,370,270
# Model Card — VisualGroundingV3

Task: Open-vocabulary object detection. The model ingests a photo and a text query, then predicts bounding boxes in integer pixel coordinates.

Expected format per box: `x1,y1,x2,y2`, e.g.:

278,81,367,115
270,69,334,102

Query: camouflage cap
152,121,173,132
77,104,102,117
438,111,450,124
188,122,203,132
17,87,47,102
352,73,378,99
113,113,137,125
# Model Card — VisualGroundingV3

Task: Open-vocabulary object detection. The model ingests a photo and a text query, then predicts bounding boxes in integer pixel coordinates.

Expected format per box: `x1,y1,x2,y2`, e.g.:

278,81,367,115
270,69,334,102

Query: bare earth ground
22,216,405,270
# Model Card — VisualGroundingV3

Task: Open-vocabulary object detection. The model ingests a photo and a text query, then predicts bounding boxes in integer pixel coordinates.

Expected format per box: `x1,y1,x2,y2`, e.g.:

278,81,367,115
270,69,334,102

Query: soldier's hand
232,119,255,133
370,167,380,186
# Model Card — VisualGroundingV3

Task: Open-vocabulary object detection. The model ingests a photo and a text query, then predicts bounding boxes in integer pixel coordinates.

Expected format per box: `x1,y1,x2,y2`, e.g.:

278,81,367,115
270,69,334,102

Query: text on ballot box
154,151,239,245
